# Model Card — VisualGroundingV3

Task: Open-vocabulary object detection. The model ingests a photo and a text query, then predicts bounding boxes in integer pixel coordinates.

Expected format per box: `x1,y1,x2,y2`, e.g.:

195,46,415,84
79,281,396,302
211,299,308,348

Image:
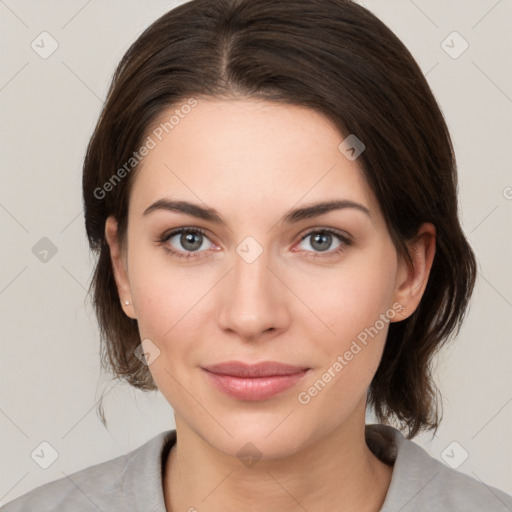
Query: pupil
312,233,331,251
182,232,202,251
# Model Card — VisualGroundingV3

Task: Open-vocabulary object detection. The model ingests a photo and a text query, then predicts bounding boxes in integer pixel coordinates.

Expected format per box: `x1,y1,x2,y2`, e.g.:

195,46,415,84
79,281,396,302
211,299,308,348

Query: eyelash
157,227,352,261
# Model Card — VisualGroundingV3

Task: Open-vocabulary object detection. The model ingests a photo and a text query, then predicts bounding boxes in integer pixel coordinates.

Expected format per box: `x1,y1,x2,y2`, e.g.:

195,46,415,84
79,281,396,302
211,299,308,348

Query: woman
3,0,511,510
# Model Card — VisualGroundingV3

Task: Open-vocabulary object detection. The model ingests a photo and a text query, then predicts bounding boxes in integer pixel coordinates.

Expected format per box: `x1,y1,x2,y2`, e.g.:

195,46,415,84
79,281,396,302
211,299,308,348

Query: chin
215,430,305,462
191,411,319,463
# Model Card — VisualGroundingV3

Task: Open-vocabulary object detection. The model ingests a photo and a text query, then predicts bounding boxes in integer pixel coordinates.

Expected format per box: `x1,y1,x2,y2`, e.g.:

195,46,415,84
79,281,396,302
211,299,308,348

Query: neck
163,404,393,512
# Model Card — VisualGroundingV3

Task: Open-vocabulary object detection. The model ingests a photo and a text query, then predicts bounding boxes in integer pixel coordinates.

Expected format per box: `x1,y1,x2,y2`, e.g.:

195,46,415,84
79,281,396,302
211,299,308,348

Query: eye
295,228,352,258
158,226,352,261
158,227,216,259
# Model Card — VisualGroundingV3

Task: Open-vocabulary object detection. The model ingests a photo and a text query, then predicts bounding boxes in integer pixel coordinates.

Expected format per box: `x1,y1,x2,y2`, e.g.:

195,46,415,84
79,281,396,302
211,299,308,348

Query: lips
201,361,310,401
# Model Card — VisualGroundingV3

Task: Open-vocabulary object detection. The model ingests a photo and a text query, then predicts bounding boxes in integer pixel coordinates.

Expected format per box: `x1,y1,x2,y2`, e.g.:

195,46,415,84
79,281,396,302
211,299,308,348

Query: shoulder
1,430,175,512
367,424,512,512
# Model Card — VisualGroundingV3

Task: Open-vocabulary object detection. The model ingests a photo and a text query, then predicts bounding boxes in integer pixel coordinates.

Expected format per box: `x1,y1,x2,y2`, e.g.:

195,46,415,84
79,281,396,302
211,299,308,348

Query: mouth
201,361,310,401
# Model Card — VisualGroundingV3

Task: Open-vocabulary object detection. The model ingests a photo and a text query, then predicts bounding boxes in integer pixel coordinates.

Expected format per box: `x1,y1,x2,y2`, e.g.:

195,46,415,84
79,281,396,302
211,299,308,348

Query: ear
104,215,137,319
391,222,436,322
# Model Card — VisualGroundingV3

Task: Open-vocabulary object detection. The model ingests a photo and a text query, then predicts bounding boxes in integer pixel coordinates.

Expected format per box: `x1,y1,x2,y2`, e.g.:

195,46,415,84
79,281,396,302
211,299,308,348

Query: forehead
129,99,379,223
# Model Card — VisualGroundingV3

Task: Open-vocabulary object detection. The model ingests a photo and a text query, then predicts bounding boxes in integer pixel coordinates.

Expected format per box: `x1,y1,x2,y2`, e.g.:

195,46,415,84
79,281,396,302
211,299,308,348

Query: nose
216,248,291,341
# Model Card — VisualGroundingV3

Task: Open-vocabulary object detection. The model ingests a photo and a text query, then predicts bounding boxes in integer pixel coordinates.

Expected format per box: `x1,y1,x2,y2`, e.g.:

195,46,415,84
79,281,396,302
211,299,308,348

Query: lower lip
203,369,309,401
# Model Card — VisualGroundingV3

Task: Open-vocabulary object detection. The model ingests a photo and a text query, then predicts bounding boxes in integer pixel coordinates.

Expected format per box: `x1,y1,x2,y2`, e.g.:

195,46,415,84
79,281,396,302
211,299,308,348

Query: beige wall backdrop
1,0,511,505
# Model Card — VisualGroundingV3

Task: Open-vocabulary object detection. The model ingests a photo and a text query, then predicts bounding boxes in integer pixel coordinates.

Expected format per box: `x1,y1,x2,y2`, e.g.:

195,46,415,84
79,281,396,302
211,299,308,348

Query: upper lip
202,361,309,378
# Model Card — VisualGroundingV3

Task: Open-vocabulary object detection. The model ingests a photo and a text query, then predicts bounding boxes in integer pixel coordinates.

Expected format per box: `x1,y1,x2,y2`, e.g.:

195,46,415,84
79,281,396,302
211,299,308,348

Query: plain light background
1,0,511,505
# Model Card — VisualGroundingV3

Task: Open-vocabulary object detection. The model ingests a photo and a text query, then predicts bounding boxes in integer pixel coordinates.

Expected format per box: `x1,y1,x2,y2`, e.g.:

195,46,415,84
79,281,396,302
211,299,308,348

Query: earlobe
391,222,436,321
104,216,136,319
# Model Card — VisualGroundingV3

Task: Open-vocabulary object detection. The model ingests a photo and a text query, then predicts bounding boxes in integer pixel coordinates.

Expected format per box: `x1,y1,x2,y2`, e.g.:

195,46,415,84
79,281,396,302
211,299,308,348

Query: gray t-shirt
2,424,511,511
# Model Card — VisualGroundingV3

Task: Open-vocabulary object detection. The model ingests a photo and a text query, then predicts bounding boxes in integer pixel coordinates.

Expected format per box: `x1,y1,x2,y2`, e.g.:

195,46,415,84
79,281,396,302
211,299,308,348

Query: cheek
128,246,217,363
291,240,398,416
295,263,397,430
127,253,212,406
294,240,398,349
128,242,193,325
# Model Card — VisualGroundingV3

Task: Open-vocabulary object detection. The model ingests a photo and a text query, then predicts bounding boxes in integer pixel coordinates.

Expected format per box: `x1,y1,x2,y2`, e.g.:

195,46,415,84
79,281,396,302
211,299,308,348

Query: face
106,98,434,459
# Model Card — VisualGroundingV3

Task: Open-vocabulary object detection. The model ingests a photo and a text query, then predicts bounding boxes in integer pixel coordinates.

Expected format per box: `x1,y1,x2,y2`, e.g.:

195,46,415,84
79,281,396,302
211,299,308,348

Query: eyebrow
142,198,372,224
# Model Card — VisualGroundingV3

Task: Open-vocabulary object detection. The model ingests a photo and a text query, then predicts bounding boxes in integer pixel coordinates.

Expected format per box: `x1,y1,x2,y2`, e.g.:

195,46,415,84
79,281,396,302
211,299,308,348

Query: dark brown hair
83,0,477,438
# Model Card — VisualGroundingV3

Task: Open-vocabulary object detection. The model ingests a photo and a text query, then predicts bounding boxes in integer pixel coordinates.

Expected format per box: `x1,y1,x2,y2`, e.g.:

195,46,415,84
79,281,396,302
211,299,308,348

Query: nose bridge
217,241,288,339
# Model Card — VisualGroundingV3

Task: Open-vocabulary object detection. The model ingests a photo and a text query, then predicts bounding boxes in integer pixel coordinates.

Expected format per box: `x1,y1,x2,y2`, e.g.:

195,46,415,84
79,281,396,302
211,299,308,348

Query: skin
105,98,436,511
